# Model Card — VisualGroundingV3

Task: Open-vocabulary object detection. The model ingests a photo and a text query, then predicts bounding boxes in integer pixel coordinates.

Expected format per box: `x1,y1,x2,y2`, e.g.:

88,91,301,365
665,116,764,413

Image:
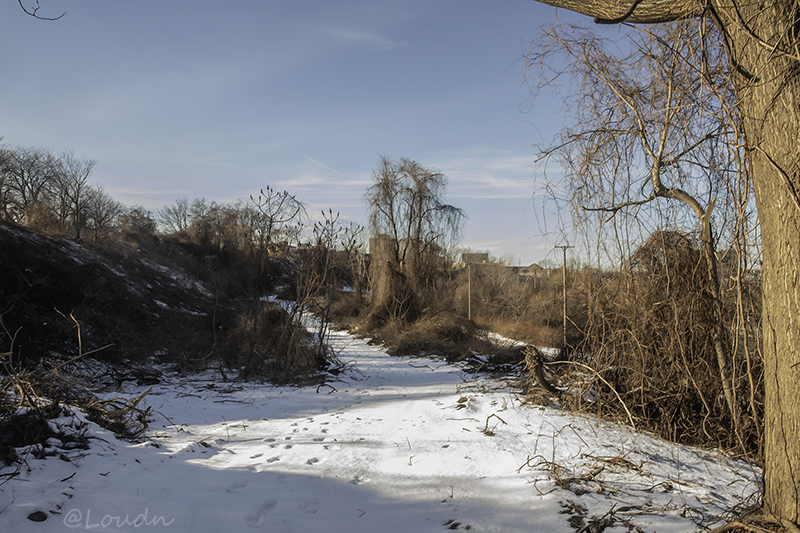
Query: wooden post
555,245,572,348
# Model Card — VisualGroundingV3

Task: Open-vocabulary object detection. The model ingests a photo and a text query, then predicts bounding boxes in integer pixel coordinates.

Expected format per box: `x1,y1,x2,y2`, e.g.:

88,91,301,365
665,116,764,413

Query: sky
1,1,593,266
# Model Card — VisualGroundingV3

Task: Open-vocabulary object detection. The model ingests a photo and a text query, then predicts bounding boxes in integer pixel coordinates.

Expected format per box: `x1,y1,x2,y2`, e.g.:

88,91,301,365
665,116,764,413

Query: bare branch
583,193,658,222
594,0,646,24
18,0,65,20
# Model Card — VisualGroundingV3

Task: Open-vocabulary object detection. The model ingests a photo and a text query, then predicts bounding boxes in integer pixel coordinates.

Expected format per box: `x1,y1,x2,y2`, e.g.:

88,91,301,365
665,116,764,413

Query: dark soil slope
0,222,216,365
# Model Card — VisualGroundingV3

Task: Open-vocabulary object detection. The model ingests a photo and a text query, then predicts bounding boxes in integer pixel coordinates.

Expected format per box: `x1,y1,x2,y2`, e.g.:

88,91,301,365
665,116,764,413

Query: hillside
0,222,217,367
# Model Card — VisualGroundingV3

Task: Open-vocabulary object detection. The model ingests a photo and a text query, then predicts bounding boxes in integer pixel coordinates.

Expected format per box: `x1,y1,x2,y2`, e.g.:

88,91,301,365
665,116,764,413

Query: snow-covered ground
1,328,759,532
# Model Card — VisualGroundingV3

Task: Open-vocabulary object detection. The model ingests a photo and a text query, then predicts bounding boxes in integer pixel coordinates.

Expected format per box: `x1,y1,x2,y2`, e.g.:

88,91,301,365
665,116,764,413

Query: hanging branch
18,0,65,20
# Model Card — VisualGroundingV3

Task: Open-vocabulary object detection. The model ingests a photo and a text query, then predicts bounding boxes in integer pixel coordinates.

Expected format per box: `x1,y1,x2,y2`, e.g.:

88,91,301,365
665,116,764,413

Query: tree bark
714,3,800,522
529,0,800,523
535,0,702,23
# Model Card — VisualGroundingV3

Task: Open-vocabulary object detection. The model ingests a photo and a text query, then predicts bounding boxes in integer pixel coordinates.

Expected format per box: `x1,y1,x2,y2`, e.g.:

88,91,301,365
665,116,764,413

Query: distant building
519,263,545,277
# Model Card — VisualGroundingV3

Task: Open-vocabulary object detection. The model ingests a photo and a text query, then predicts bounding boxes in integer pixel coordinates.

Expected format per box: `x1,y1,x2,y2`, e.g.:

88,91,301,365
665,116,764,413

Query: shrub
221,301,328,383
570,231,762,454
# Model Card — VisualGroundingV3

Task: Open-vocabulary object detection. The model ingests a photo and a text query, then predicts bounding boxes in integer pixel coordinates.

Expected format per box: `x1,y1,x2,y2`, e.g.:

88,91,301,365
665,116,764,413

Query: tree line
0,144,122,241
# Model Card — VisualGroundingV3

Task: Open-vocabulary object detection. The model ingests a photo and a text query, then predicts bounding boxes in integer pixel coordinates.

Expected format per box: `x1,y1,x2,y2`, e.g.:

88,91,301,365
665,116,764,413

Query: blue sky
1,1,590,266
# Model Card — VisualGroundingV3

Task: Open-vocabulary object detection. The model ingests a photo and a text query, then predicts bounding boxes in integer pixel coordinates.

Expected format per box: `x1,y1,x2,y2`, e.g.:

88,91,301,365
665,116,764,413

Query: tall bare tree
158,195,191,236
366,156,465,285
530,0,800,524
365,156,465,321
54,150,97,240
249,187,305,291
0,145,57,224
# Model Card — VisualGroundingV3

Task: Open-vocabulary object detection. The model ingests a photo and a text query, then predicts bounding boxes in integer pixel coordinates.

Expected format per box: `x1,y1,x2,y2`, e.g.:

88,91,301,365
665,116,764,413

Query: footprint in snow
245,499,278,527
300,498,320,514
226,483,246,494
266,456,280,463
306,457,319,465
444,519,465,530
250,453,263,459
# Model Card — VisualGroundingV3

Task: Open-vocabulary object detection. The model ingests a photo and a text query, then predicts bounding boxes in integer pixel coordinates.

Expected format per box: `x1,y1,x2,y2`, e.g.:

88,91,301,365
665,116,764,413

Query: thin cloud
110,188,188,196
431,149,538,199
296,153,343,175
330,28,399,51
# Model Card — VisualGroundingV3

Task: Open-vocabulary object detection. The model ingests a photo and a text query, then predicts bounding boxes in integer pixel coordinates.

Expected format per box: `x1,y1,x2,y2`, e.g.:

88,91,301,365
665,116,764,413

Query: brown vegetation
1,144,768,520
566,231,762,455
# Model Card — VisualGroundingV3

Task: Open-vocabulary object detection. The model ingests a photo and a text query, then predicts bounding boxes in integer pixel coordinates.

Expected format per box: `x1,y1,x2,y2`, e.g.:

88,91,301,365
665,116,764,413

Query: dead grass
0,357,152,469
473,315,562,348
541,231,763,457
354,311,526,374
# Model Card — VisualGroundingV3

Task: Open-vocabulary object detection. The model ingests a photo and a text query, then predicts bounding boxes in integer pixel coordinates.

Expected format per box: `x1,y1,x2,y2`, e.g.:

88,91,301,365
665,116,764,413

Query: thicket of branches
524,20,762,456
571,232,762,454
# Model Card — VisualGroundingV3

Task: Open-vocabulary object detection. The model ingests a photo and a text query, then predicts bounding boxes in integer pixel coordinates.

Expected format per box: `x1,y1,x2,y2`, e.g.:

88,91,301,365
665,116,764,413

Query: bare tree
529,0,800,523
118,205,157,239
0,145,58,224
527,20,750,442
366,156,465,285
249,186,305,253
158,195,191,236
249,187,305,291
364,156,465,321
84,186,123,242
53,150,97,240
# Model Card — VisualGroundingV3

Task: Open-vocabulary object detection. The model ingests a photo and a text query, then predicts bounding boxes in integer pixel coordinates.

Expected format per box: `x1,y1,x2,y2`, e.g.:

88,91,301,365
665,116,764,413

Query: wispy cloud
429,149,539,199
330,28,399,51
110,188,184,195
296,153,343,175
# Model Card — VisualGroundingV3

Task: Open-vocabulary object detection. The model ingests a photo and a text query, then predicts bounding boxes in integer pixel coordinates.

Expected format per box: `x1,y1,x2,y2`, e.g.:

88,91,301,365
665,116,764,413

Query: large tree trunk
715,4,800,523
531,0,800,524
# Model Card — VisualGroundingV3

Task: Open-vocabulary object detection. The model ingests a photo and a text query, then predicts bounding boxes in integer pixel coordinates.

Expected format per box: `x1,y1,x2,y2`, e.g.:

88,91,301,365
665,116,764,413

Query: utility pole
555,245,573,349
467,263,471,321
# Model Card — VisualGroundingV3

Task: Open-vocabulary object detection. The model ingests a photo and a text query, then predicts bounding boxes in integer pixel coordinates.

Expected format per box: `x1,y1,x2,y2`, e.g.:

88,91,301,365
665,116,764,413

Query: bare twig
18,0,65,20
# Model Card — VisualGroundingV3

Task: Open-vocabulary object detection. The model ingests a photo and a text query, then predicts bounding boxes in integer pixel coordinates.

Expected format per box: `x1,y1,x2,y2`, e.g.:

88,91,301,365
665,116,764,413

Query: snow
0,328,759,532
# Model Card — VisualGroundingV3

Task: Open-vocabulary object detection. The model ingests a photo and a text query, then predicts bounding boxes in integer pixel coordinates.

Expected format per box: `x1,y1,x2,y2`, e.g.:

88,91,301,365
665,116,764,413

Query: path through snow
1,328,759,532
